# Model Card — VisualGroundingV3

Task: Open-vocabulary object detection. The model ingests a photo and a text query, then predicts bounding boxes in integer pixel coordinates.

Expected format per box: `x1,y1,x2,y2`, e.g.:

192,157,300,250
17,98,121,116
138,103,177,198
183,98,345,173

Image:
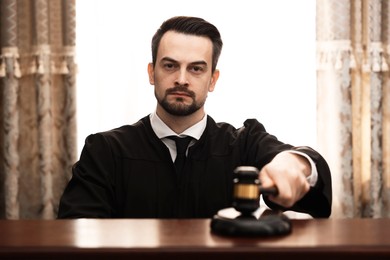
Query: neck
156,105,205,134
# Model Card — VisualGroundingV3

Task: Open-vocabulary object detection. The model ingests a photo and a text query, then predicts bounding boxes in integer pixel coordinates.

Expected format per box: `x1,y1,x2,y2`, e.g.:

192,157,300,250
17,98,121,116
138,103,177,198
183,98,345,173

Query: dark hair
151,16,223,73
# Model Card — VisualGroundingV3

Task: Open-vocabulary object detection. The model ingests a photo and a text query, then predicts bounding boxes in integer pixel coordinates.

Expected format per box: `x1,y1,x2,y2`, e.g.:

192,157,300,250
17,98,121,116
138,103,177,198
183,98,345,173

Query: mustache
166,86,195,98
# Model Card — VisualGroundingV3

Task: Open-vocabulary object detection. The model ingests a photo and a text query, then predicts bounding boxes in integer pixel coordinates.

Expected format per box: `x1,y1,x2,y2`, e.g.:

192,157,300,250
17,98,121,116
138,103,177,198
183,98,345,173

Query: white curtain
317,0,390,218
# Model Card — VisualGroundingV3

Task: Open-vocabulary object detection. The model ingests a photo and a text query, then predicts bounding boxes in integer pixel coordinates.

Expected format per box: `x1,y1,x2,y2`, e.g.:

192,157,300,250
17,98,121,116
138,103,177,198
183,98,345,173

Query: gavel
210,166,290,237
232,166,278,216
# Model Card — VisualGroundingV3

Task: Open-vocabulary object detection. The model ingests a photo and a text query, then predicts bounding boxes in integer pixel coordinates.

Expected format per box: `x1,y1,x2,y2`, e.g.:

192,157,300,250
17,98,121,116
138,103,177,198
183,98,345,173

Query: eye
163,62,177,71
189,65,205,74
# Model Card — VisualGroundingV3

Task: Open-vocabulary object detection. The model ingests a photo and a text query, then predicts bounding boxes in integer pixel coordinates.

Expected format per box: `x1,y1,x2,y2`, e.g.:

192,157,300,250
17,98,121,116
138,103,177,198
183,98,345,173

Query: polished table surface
0,217,390,259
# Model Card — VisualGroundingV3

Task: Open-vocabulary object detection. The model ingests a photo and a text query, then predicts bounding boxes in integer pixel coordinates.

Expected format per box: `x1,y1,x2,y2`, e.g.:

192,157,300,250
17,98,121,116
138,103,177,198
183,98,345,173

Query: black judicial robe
58,116,332,219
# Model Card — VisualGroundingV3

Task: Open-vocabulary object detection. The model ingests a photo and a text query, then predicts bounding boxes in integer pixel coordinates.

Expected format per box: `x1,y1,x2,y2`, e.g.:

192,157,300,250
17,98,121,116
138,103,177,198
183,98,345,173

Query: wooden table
0,218,389,259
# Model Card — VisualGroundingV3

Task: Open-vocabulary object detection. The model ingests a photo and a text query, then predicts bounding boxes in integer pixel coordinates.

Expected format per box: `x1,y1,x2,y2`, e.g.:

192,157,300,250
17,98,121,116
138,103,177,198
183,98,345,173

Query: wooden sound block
210,207,292,237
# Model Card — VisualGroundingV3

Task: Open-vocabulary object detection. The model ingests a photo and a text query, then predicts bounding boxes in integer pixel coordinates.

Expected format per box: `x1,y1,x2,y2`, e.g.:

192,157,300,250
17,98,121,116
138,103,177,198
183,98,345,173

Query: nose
175,68,189,86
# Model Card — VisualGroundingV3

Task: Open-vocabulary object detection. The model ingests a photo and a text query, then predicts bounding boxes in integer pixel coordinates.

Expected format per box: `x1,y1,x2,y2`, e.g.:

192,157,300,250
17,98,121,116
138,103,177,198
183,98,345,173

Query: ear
147,63,155,85
208,69,220,92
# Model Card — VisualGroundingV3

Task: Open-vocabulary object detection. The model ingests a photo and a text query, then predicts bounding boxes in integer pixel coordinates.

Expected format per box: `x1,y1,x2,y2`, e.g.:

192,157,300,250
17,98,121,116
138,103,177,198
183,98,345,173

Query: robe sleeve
57,134,116,218
240,119,332,218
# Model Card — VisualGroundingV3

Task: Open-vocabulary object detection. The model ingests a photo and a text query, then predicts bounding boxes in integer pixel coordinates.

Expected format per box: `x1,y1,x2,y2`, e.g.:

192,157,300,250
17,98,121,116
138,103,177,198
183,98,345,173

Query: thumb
259,168,278,197
259,168,274,188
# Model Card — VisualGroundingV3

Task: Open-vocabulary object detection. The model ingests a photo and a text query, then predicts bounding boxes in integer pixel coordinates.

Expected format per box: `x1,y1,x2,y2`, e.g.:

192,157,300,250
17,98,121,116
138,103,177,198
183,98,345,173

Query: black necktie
168,136,192,174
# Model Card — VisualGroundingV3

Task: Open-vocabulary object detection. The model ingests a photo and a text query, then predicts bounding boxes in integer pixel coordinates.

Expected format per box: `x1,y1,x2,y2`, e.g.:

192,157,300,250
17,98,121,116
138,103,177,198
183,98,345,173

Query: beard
157,86,205,116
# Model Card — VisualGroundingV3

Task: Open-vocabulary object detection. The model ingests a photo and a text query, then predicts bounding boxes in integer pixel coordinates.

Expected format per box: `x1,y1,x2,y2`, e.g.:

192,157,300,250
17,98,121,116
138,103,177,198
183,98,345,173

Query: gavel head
232,166,260,216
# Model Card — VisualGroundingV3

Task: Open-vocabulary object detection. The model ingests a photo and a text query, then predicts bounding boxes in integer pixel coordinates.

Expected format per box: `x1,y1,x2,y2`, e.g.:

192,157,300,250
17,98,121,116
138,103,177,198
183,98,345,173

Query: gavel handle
259,186,278,196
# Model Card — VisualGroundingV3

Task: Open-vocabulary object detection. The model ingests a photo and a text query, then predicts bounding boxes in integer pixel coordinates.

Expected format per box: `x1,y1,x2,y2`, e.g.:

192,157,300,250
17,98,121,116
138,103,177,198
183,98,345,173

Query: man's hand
259,151,311,208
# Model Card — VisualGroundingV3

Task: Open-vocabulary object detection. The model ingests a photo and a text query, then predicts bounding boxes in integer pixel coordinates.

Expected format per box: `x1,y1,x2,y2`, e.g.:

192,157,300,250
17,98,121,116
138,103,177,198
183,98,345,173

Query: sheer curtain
317,0,390,218
0,0,77,219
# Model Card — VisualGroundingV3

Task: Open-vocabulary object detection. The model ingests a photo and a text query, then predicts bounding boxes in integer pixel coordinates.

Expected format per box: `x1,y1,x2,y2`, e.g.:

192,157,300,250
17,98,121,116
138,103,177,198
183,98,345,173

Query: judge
58,16,332,219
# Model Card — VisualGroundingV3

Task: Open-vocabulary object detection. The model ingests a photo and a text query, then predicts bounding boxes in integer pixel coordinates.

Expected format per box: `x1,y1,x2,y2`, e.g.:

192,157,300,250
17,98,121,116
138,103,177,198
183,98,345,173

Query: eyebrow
161,57,208,67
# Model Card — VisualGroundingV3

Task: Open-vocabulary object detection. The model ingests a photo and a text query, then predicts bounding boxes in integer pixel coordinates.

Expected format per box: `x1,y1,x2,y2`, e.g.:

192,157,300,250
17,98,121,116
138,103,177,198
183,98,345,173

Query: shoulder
94,115,151,138
83,116,154,151
206,116,267,137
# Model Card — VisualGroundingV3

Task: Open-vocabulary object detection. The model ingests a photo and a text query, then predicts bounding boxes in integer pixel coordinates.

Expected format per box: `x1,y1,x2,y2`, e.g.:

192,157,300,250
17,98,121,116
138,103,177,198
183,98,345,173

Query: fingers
259,152,311,208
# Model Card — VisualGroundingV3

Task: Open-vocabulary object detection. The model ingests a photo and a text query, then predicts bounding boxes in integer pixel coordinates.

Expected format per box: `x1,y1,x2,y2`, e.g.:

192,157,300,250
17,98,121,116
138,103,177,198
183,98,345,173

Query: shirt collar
150,111,207,141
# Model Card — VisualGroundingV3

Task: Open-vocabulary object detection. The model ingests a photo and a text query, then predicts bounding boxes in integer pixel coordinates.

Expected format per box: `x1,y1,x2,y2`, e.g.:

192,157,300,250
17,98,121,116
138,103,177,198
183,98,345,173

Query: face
148,31,219,117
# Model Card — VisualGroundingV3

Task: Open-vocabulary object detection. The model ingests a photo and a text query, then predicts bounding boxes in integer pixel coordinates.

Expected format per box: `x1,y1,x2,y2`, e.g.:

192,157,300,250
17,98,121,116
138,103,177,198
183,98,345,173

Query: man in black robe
58,16,332,219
